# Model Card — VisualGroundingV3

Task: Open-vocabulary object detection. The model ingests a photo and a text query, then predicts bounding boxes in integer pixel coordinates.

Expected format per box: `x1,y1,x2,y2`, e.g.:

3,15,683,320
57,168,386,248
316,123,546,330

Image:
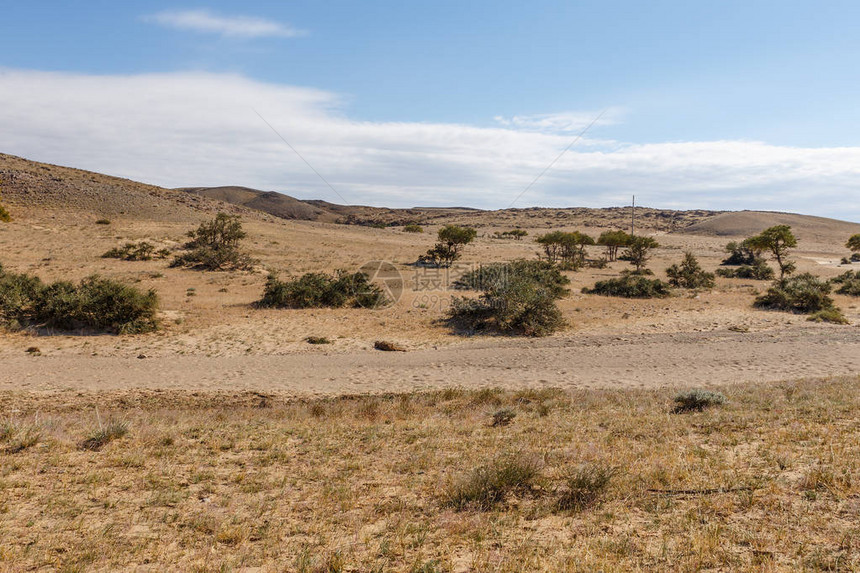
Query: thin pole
631,195,635,237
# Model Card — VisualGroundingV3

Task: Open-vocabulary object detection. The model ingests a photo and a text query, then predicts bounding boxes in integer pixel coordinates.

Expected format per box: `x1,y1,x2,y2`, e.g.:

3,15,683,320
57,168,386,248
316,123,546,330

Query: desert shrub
847,234,860,254
0,267,158,333
80,420,129,451
746,225,797,279
807,308,849,324
374,340,406,351
171,213,254,271
597,230,631,261
754,273,836,314
715,259,774,280
722,239,761,266
582,273,671,298
556,463,617,511
403,223,423,233
491,408,516,427
258,271,388,309
0,204,11,223
666,253,715,289
453,260,570,297
305,336,331,345
102,241,157,261
621,236,659,273
444,453,541,510
831,270,860,296
448,262,568,336
498,229,528,240
95,219,111,225
673,389,726,413
536,231,594,269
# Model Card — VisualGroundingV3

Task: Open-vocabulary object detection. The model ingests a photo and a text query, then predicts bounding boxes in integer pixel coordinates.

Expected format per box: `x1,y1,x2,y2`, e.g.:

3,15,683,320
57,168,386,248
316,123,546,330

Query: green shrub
673,389,726,413
0,267,158,334
0,204,10,223
715,259,774,280
666,253,715,289
448,261,569,336
582,273,671,298
444,453,541,510
419,225,477,267
453,260,569,297
622,236,659,273
831,270,860,296
102,241,157,261
258,271,388,309
754,273,836,314
722,239,761,266
403,224,423,233
95,219,111,225
807,308,849,324
556,463,617,511
171,213,254,271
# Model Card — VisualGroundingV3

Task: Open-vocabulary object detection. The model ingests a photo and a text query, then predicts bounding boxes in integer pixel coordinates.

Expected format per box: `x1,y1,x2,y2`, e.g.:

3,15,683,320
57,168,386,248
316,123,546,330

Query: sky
1,1,859,220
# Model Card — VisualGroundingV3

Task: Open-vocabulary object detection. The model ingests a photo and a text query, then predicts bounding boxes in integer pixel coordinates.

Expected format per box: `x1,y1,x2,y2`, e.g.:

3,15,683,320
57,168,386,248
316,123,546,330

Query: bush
722,239,760,266
403,224,423,233
491,408,516,427
536,231,594,269
0,204,11,223
95,219,111,225
715,259,774,280
0,267,158,334
673,389,726,412
831,270,860,296
258,271,388,309
444,453,541,510
622,236,659,273
582,273,671,298
171,213,254,271
597,230,631,261
453,260,570,297
754,273,836,314
102,241,158,261
305,336,331,345
448,261,569,336
666,253,715,289
807,308,849,324
556,463,617,511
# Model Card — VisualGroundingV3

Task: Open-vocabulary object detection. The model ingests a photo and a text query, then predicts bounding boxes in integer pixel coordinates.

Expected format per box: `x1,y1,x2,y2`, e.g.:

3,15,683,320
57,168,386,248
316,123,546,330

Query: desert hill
683,210,860,244
179,186,338,222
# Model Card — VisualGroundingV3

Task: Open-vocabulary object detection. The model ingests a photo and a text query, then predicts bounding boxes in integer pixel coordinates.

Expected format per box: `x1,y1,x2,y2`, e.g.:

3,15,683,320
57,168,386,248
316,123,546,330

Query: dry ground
2,378,860,572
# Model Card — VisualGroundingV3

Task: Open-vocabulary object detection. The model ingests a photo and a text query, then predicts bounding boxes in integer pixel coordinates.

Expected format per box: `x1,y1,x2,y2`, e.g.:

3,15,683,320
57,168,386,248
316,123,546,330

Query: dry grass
1,377,859,571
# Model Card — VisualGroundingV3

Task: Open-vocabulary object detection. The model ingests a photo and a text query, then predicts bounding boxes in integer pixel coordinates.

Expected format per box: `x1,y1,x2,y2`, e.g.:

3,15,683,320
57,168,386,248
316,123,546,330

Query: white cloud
0,68,858,221
493,109,623,134
143,9,305,39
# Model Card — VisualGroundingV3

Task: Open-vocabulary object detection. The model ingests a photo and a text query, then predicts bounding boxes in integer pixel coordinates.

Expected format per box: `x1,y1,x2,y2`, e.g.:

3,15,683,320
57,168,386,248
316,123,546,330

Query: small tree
722,239,762,266
536,231,566,263
847,234,860,256
420,225,477,267
747,225,797,279
597,230,631,261
506,229,528,240
171,213,254,271
622,236,659,274
561,231,595,270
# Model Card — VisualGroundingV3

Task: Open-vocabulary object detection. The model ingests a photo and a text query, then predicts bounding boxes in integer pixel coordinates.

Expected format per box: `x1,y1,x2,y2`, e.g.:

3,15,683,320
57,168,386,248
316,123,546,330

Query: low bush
491,408,516,427
715,259,774,280
305,336,331,345
831,270,860,296
374,340,406,351
0,267,158,334
754,273,836,314
403,224,423,233
448,262,568,336
0,204,11,223
258,271,388,309
95,219,111,225
556,463,617,511
673,389,726,413
582,273,671,298
807,308,849,324
666,253,715,289
102,241,162,261
444,453,541,510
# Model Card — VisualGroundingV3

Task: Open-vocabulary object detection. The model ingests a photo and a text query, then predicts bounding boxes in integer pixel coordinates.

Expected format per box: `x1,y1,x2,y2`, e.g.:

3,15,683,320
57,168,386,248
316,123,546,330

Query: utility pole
631,195,635,237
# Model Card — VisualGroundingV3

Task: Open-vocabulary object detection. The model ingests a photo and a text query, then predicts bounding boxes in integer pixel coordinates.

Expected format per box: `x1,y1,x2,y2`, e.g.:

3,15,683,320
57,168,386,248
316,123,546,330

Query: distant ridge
682,210,860,243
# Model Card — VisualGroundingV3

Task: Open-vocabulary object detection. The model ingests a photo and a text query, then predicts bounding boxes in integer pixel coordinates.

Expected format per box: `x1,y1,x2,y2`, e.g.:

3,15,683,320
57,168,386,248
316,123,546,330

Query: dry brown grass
2,376,859,571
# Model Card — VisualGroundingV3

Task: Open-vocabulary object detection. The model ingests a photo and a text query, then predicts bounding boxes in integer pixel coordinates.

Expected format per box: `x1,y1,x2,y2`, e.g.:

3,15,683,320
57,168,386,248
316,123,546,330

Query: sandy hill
179,186,338,222
683,210,860,244
0,153,252,223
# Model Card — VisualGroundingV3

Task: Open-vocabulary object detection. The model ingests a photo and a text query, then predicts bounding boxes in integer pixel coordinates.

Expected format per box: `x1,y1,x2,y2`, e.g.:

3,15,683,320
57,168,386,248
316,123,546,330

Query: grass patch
79,419,129,451
556,462,617,511
673,389,727,413
305,336,331,345
444,453,542,510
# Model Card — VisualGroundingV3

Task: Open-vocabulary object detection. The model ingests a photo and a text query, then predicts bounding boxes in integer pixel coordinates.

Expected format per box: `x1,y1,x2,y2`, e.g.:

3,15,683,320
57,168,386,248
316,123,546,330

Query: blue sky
2,1,859,219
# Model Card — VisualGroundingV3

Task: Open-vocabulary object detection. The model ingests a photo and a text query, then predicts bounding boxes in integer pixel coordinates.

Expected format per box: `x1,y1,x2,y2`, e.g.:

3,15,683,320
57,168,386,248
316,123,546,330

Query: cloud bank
144,9,305,38
0,68,858,220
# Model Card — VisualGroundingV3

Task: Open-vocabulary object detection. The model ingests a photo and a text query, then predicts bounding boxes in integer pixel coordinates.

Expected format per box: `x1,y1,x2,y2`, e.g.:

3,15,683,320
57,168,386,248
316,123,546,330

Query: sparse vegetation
754,273,840,315
807,308,849,324
721,239,762,266
79,419,129,451
305,336,331,345
418,225,477,267
673,389,727,412
102,241,162,261
258,271,388,309
495,229,528,240
2,379,860,570
535,230,595,269
448,260,569,336
715,258,775,280
374,340,406,351
0,267,159,333
171,213,255,271
665,252,715,289
582,273,671,298
403,223,423,233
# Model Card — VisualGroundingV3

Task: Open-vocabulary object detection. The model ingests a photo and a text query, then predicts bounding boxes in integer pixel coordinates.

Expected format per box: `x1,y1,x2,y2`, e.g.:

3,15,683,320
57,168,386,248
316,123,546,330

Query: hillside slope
683,210,860,244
